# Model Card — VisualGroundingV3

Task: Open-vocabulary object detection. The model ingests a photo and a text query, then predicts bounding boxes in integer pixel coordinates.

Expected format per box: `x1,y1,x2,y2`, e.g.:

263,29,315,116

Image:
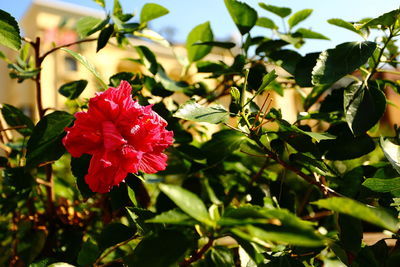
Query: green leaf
0,10,21,51
135,45,158,75
338,214,362,254
256,70,278,95
294,52,320,87
26,111,74,168
76,16,108,38
140,3,169,24
77,239,100,266
361,9,400,29
327,18,362,35
259,3,291,18
1,104,34,136
363,177,400,197
98,223,136,250
344,82,386,135
288,9,313,29
231,224,324,247
230,87,241,102
194,41,235,49
159,184,213,226
312,41,376,85
125,230,191,267
61,48,107,89
48,263,75,267
380,137,400,175
58,80,88,100
146,209,196,225
202,130,246,164
303,84,331,110
93,0,105,8
113,0,122,16
256,17,278,29
186,22,213,63
3,167,34,191
268,50,302,75
175,100,229,124
71,154,94,198
296,28,330,40
96,24,114,52
312,197,399,232
157,67,187,91
225,0,258,35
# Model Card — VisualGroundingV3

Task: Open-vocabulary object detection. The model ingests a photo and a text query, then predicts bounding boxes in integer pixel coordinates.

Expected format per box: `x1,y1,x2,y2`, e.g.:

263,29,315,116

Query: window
64,56,77,71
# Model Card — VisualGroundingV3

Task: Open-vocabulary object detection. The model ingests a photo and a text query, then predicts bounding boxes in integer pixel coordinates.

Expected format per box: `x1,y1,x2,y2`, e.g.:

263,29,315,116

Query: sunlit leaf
259,3,291,18
186,22,213,62
225,0,258,35
288,9,313,29
0,10,21,51
175,100,229,124
381,137,400,175
140,3,169,24
363,177,400,197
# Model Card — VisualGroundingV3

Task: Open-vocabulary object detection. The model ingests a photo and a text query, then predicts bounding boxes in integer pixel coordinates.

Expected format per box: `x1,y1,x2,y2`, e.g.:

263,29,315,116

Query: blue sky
1,0,399,54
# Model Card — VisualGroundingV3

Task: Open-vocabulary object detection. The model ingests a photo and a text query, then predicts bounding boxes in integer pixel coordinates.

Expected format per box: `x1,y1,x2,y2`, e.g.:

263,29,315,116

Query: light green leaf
363,177,400,197
302,131,336,142
344,82,386,135
231,225,324,247
327,18,362,35
296,28,330,40
146,209,196,225
259,3,291,18
312,41,376,85
140,3,169,24
288,9,313,29
312,197,399,232
76,16,108,38
256,17,278,29
361,9,400,29
92,0,105,8
159,184,213,226
225,0,258,35
381,137,400,175
48,263,76,267
175,100,229,124
230,87,241,102
0,9,21,51
186,22,213,63
157,67,187,91
61,48,107,89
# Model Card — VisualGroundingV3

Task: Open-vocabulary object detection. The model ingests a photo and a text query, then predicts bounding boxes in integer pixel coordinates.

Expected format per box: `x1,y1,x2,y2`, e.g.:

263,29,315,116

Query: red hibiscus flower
63,81,174,193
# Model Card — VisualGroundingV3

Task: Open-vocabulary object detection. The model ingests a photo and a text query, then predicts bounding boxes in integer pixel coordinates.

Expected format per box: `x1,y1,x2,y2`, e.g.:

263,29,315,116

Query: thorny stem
179,238,214,267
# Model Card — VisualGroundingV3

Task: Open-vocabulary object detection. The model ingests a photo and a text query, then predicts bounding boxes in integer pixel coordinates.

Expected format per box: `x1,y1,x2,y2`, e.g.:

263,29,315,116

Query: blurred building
0,0,234,121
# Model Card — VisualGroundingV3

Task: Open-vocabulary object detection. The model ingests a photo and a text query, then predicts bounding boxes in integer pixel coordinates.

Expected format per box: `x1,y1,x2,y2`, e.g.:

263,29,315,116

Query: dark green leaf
344,82,386,135
259,3,291,18
205,246,235,267
288,9,313,29
256,17,278,29
194,41,235,49
146,209,196,225
312,41,376,85
312,197,399,232
98,223,136,250
71,154,94,198
58,80,88,100
361,9,400,29
125,230,191,267
296,28,330,40
186,22,213,62
135,45,158,74
159,184,213,226
269,50,302,75
294,52,320,87
318,123,375,160
327,18,362,35
381,138,400,175
175,100,229,124
96,24,114,52
256,70,278,95
363,177,400,197
1,104,34,136
338,214,362,254
0,10,21,51
61,48,107,89
26,111,74,168
3,167,34,191
77,239,100,266
140,3,169,24
202,130,246,164
196,61,228,73
303,84,331,110
76,16,108,38
225,0,258,35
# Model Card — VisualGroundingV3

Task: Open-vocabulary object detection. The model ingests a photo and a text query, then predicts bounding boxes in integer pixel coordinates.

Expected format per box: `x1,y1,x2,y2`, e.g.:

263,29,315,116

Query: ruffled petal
102,121,126,151
138,152,168,174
